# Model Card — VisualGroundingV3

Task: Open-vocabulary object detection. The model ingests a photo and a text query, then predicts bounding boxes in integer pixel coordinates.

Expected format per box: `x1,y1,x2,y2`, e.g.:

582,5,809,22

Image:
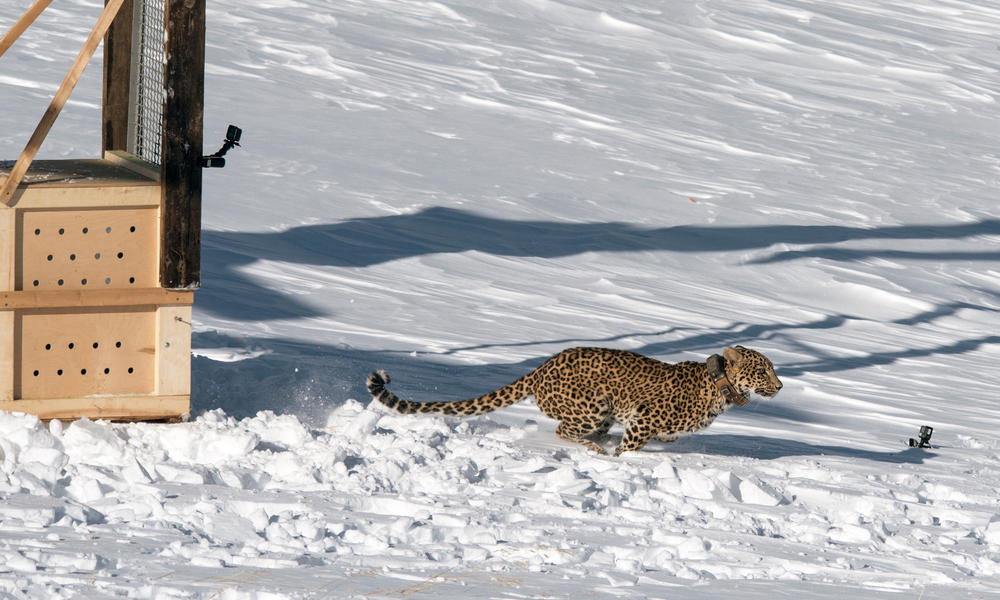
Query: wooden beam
0,288,194,310
0,0,55,59
0,0,127,207
160,0,205,289
0,209,14,292
5,185,159,210
0,311,13,403
155,305,191,396
104,150,160,180
0,394,189,421
102,0,134,154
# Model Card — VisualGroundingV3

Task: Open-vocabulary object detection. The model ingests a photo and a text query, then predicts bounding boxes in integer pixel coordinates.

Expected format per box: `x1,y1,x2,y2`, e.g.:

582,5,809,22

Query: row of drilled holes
45,341,123,350
30,249,135,287
31,276,137,287
32,367,136,377
46,251,127,261
32,226,138,235
32,341,135,377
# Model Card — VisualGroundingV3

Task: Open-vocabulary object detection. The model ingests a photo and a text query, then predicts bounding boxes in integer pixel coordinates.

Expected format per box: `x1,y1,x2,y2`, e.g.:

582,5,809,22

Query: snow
2,0,1000,597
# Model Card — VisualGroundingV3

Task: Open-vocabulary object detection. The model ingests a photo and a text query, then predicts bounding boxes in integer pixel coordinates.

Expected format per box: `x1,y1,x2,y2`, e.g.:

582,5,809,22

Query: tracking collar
707,354,749,407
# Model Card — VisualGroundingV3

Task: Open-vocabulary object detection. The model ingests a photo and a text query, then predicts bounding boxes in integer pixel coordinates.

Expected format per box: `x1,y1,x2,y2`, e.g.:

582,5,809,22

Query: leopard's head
723,346,783,401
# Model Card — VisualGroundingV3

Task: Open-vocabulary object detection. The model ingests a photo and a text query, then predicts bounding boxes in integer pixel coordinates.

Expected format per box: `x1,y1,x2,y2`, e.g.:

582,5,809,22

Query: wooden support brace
0,0,127,207
0,289,194,310
0,0,55,59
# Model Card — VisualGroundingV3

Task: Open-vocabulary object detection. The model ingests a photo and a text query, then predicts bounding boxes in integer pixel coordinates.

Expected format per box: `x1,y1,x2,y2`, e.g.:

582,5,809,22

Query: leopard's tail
366,370,534,416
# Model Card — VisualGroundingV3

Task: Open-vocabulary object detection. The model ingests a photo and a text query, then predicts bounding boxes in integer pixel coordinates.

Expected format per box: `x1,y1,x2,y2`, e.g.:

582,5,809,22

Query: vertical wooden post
102,0,134,154
0,208,14,402
0,311,13,403
0,209,14,291
160,0,205,289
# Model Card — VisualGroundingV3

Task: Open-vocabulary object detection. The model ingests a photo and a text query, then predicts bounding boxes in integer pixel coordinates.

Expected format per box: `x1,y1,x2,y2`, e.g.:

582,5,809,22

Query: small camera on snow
908,425,933,448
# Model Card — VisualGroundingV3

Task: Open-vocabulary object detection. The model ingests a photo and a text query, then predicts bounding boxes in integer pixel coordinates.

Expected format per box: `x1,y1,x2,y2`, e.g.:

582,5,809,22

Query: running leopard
366,346,782,456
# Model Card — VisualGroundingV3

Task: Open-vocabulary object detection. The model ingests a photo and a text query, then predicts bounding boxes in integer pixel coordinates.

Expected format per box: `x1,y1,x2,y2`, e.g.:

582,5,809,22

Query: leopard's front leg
613,419,655,456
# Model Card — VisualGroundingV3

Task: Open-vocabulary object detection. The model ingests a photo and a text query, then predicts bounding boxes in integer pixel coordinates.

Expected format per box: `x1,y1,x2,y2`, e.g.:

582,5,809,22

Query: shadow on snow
658,433,935,464
199,207,1000,320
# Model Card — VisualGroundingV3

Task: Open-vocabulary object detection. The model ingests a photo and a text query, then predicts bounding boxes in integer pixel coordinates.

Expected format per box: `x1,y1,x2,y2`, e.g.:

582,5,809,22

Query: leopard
366,345,782,456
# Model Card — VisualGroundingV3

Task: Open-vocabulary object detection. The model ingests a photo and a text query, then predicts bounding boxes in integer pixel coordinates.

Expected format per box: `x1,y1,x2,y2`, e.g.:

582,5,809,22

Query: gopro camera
200,124,243,168
908,425,933,448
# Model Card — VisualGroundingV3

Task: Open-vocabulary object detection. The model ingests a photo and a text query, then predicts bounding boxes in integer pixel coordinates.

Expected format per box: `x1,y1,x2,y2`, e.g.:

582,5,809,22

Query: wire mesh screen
128,0,166,165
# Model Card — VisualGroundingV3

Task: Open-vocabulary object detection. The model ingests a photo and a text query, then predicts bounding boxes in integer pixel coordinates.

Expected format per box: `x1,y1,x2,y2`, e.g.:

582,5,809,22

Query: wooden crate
0,155,192,420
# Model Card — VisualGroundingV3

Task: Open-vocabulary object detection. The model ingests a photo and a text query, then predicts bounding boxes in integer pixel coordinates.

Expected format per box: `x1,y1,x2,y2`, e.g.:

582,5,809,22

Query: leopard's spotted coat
366,346,782,455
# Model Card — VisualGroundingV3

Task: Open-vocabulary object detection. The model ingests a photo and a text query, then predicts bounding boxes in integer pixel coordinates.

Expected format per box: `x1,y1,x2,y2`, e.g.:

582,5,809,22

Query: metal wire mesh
129,0,165,165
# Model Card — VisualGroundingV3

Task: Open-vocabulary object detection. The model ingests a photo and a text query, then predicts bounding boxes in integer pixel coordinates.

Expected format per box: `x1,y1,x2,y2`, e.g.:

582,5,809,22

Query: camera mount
200,124,242,168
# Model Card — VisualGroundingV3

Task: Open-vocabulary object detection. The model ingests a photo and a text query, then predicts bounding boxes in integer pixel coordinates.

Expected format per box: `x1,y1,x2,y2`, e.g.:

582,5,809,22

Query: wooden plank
0,0,55,59
104,150,160,181
102,0,134,153
155,305,191,396
160,0,205,289
6,185,159,210
0,394,189,421
1,288,193,310
1,158,158,188
0,0,127,207
0,311,13,403
0,209,14,291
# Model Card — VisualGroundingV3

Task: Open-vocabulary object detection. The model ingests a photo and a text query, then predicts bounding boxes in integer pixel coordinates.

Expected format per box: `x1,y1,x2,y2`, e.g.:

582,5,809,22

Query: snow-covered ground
2,0,1000,597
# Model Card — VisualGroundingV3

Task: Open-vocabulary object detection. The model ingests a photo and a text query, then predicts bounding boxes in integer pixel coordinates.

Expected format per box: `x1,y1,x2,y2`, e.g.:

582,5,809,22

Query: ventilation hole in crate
57,369,63,376
58,228,65,235
104,368,110,374
95,253,101,260
70,254,76,261
68,342,75,350
81,278,88,285
106,227,112,234
129,277,136,284
34,228,40,235
82,227,89,234
81,369,87,375
130,226,136,232
45,344,51,350
93,342,99,349
46,255,53,261
33,370,39,377
105,278,112,285
32,280,39,287
116,341,122,348
117,252,124,259
57,279,64,286
128,367,134,374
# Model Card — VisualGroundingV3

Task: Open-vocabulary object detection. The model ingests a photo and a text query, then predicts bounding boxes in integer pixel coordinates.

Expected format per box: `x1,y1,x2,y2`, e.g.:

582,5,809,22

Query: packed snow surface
2,0,1000,597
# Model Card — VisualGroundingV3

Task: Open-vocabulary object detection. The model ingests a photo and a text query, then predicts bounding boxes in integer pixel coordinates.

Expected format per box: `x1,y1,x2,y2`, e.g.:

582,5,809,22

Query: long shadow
200,207,1000,321
617,301,1000,377
658,433,934,464
752,248,1000,264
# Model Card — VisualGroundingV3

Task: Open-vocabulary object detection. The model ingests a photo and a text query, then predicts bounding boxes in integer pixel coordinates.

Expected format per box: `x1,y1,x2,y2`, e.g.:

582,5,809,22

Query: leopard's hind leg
555,410,615,455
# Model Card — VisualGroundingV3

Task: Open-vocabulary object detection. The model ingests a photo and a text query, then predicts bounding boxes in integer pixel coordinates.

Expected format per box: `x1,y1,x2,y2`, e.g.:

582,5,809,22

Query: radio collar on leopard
707,354,750,407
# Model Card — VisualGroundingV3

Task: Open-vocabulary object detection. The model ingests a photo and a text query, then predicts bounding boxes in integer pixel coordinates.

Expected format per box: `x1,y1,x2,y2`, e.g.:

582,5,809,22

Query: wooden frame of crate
0,0,206,420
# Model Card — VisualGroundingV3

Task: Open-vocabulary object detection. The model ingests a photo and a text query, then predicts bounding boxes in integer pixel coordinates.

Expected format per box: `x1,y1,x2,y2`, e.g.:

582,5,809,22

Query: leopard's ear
723,346,743,366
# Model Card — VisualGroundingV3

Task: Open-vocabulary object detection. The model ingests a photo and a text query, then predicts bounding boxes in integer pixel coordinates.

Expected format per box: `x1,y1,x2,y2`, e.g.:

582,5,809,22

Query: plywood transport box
1,0,207,421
